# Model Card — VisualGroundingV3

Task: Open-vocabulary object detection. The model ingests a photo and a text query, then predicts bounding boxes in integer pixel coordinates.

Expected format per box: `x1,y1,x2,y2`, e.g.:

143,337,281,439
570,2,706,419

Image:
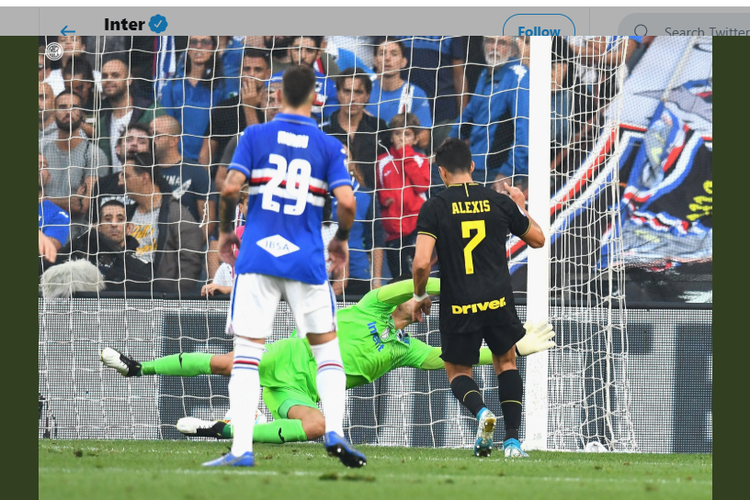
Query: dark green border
3,36,38,497
713,36,734,499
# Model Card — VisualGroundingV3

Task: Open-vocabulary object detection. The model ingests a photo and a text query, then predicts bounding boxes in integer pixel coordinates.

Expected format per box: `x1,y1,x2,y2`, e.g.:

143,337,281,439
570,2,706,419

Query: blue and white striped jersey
228,113,352,285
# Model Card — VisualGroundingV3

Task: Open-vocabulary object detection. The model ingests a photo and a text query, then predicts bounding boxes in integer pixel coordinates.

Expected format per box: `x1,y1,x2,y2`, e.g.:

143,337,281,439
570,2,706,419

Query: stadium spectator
45,35,102,96
260,77,283,122
269,35,351,78
450,36,529,186
199,48,272,167
549,38,596,149
52,199,153,293
289,36,330,72
333,144,384,297
38,153,69,259
39,44,52,83
115,123,153,164
376,113,430,278
117,152,205,294
151,115,213,242
389,36,468,145
322,68,388,190
271,38,339,121
61,57,98,138
217,36,246,92
366,38,432,150
542,38,600,181
159,36,234,164
42,91,109,238
39,82,58,151
96,123,155,202
263,35,294,73
323,37,376,78
97,56,165,167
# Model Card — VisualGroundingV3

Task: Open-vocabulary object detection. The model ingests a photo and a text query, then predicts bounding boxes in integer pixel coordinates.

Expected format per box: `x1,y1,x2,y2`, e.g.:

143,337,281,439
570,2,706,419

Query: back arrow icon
61,26,75,36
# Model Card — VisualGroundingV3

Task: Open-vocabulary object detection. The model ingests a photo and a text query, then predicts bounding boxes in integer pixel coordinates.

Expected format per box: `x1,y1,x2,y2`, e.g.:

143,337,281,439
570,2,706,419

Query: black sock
450,375,486,418
497,370,523,441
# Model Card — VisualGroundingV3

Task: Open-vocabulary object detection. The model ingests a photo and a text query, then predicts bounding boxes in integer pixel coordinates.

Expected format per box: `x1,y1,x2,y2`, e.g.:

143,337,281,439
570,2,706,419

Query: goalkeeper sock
253,420,308,444
229,337,264,455
497,370,523,441
140,353,213,377
450,375,487,417
310,337,347,436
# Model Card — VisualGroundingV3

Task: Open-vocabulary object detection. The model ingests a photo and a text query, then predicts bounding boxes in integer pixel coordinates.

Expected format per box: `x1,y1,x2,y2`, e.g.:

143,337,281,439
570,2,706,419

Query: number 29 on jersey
261,154,312,216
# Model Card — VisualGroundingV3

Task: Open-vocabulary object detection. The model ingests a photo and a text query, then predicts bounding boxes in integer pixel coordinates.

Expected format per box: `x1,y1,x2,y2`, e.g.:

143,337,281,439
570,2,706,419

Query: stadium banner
610,36,712,302
39,298,712,453
540,35,713,303
608,35,713,277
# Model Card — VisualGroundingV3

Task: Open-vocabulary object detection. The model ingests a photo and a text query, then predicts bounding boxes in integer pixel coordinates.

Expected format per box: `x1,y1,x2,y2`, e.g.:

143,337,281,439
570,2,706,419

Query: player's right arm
218,131,253,265
39,230,59,262
413,198,440,321
218,169,246,266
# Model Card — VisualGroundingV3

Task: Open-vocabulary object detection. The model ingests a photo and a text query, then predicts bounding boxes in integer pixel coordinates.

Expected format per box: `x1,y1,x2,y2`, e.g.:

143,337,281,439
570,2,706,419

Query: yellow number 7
461,220,486,275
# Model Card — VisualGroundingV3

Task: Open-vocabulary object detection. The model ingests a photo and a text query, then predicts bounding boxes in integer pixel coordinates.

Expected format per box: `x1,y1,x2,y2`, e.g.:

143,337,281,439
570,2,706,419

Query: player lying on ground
102,277,554,447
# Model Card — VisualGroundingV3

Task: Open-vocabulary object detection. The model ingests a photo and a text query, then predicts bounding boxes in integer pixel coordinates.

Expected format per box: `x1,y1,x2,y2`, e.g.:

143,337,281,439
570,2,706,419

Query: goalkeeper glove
515,320,556,356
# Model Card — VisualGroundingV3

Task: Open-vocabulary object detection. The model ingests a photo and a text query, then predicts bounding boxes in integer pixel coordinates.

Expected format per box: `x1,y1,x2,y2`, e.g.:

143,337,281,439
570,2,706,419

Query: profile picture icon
45,42,63,61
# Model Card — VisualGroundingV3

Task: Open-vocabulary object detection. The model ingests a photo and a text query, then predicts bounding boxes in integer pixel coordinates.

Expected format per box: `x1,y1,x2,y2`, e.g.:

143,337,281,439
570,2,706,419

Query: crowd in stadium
38,34,653,297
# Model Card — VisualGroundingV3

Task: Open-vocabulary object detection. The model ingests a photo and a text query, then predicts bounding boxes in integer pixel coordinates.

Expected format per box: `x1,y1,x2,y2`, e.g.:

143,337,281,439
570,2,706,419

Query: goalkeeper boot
474,408,496,457
503,438,529,458
100,348,142,377
202,451,254,467
324,432,366,468
177,417,232,439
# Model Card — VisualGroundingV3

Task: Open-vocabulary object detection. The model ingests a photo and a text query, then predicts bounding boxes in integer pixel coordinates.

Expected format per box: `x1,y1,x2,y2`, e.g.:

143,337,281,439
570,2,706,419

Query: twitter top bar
1,6,749,36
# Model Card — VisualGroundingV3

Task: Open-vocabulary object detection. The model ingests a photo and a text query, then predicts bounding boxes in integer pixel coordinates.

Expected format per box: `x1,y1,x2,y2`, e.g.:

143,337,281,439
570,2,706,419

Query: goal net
39,35,647,451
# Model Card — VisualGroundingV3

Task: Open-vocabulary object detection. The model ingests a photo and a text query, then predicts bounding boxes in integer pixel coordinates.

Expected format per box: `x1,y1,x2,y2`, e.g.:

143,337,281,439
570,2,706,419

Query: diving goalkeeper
101,277,554,444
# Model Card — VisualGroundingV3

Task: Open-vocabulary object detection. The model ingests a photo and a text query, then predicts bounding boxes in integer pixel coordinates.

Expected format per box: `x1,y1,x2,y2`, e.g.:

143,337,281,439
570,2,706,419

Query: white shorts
226,273,337,339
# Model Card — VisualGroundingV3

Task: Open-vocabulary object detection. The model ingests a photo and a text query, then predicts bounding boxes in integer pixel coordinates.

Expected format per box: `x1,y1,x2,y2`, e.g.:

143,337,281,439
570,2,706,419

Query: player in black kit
412,138,545,458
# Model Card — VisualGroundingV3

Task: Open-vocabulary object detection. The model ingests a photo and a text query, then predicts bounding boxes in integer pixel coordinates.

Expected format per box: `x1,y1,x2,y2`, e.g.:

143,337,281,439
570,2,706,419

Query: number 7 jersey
416,183,531,333
228,113,352,285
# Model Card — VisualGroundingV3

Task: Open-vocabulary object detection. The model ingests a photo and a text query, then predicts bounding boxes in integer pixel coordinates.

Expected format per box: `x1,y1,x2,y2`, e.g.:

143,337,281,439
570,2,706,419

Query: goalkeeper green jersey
259,278,441,404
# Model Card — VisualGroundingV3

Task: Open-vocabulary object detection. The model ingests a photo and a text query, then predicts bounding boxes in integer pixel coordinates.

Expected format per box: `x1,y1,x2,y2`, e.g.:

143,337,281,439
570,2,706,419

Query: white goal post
524,35,552,452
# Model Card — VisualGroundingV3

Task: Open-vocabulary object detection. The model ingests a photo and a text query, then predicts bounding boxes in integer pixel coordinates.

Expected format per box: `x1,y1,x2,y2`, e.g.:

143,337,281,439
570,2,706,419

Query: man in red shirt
376,113,430,278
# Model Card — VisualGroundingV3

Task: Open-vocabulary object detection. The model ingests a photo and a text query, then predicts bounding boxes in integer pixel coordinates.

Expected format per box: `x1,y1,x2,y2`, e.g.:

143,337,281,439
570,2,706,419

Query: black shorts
440,321,525,367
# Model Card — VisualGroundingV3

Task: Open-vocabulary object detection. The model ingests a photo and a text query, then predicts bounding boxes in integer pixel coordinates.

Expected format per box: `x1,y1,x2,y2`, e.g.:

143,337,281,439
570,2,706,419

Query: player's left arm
327,141,356,274
375,277,440,306
503,184,545,248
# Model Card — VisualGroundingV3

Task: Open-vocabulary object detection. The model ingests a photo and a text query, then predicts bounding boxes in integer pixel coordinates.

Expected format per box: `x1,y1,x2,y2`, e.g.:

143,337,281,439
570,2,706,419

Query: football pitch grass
39,440,712,500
